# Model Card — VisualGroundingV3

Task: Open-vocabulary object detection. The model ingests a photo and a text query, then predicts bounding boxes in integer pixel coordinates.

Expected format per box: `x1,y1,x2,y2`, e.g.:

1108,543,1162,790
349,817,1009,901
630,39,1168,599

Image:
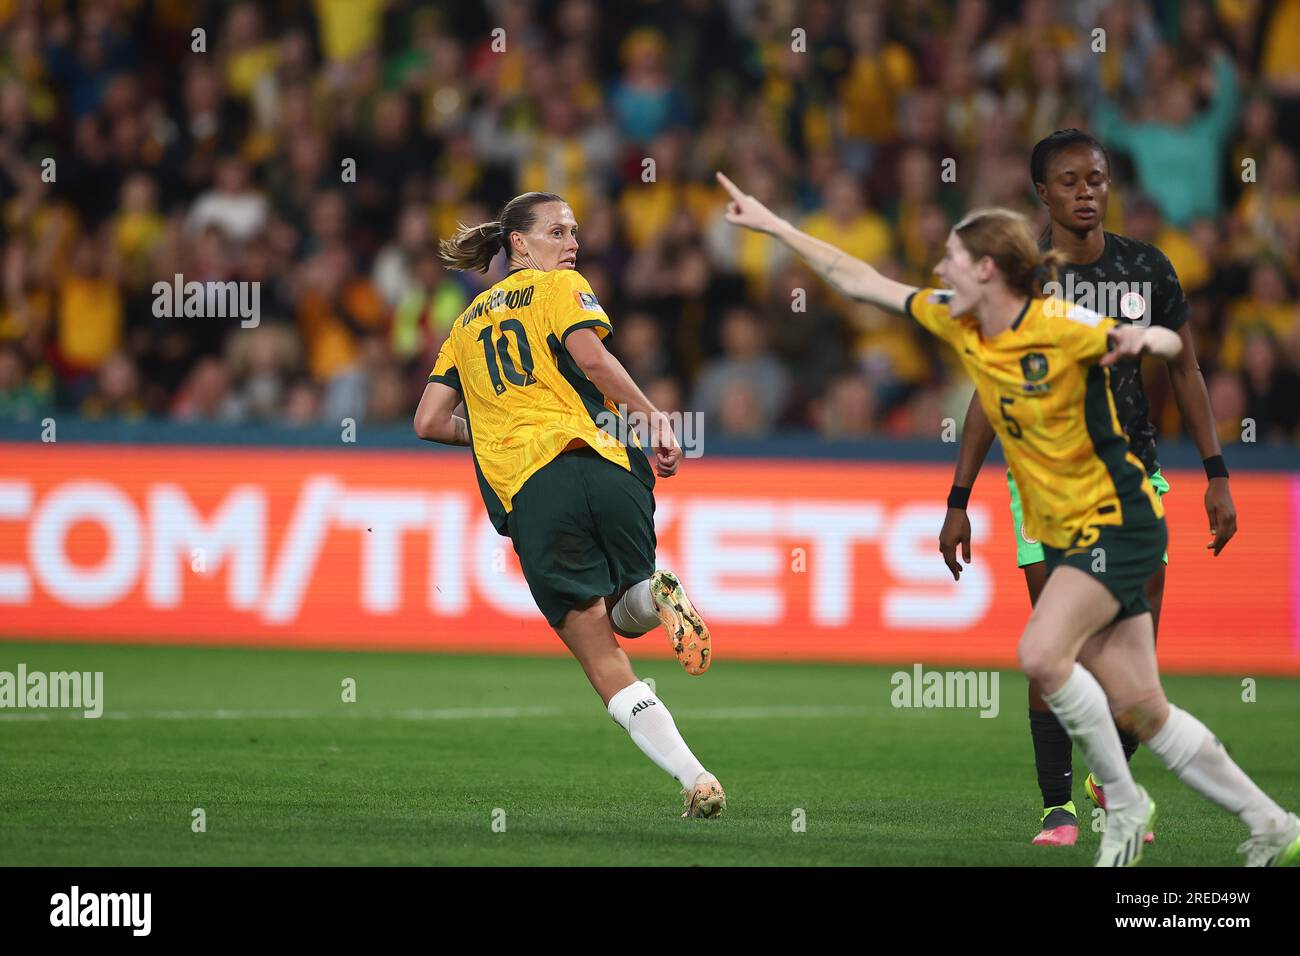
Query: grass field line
0,703,874,723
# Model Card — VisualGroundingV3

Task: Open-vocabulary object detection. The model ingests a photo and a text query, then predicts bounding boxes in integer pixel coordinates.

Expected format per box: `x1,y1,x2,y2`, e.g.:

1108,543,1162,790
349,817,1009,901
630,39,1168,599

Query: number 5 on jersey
999,395,1023,439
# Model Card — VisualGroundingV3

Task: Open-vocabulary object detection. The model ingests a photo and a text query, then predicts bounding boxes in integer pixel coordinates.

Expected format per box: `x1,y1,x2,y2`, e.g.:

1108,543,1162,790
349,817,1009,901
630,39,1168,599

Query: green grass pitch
1,641,1296,866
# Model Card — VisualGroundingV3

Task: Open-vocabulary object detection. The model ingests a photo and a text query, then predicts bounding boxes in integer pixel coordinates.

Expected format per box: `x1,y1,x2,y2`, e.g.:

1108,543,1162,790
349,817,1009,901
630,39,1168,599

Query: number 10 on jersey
478,319,536,395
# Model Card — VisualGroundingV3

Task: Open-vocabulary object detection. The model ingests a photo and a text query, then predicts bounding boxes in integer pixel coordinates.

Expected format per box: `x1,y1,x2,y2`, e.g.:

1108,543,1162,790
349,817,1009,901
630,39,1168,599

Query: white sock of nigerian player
1145,704,1289,836
1043,664,1141,809
607,680,707,787
610,580,659,636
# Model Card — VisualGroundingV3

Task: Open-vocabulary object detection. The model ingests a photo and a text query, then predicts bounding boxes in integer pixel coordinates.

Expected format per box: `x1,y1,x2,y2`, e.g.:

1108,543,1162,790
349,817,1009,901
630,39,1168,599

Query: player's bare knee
1015,639,1039,681
1017,637,1068,690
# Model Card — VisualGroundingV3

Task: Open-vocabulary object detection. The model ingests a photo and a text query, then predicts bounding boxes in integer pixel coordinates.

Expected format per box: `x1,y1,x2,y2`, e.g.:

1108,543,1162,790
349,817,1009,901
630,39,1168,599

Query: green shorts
506,446,656,628
1007,468,1170,568
1042,518,1168,621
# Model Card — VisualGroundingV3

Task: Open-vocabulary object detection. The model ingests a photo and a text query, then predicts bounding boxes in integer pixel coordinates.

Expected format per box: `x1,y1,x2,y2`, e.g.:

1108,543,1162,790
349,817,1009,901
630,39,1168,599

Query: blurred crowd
2,0,1300,445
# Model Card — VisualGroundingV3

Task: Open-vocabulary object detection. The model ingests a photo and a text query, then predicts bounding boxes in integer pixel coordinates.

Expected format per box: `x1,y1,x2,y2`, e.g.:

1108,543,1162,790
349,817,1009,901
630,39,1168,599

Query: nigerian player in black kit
937,130,1239,846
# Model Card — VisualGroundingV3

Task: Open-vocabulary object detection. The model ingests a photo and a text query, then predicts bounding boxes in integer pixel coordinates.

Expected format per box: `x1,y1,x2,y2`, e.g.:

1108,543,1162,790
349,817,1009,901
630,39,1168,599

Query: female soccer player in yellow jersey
938,130,1237,847
718,171,1300,866
414,192,725,819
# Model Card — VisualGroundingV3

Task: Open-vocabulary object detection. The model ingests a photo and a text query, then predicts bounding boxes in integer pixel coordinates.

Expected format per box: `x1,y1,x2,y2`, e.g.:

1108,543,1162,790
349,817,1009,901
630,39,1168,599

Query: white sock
1043,664,1141,809
607,680,707,787
1146,704,1289,836
610,579,659,636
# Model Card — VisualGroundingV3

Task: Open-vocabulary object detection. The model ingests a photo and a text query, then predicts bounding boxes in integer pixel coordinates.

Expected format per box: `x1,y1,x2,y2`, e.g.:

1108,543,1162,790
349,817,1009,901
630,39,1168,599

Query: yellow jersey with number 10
907,289,1163,550
428,267,653,533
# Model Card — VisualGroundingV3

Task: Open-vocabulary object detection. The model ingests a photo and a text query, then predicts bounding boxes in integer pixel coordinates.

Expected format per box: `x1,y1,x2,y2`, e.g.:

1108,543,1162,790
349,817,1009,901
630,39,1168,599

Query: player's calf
1144,704,1296,858
607,679,723,817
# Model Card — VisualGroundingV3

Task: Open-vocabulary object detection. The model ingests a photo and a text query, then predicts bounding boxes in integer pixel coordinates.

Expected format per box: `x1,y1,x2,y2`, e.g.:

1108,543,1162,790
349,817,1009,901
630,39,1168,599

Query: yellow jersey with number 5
428,267,652,533
907,289,1163,549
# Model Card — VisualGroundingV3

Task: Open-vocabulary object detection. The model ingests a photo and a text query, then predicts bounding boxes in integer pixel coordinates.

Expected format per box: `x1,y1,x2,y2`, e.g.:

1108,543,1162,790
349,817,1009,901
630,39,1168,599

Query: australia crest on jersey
1020,352,1050,394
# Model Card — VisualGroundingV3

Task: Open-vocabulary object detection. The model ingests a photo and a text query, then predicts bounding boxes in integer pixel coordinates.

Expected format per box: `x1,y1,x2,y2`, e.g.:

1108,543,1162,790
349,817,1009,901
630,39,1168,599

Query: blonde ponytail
438,220,506,273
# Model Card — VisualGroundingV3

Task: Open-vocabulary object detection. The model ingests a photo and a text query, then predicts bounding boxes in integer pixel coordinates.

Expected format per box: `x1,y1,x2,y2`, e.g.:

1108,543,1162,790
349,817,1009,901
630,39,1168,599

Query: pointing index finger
715,171,745,200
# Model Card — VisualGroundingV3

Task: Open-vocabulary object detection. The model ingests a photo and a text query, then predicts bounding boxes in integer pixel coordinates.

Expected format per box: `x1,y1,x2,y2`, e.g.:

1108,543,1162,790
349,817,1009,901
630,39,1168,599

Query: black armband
947,485,972,510
1203,455,1229,480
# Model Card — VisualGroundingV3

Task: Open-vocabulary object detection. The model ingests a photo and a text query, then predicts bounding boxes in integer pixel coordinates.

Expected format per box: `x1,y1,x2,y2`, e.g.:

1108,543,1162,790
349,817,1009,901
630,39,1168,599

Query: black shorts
1042,518,1167,622
506,446,656,628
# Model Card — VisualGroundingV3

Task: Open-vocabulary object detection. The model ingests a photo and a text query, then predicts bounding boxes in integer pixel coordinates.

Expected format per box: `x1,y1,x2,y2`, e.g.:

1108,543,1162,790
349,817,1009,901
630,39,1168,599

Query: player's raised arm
716,171,916,314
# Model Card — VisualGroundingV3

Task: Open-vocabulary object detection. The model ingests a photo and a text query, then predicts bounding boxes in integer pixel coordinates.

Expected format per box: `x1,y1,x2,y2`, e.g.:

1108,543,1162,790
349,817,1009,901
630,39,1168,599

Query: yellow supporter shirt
618,182,717,250
1218,298,1297,370
839,45,917,141
226,44,279,99
1262,0,1300,83
907,289,1163,549
1154,226,1211,294
297,280,387,380
58,276,123,369
802,210,893,266
313,0,383,64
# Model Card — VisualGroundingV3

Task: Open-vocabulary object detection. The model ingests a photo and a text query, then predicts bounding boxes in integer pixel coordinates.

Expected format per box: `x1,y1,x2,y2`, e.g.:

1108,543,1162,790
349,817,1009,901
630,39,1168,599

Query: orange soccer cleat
681,772,727,818
651,569,712,675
